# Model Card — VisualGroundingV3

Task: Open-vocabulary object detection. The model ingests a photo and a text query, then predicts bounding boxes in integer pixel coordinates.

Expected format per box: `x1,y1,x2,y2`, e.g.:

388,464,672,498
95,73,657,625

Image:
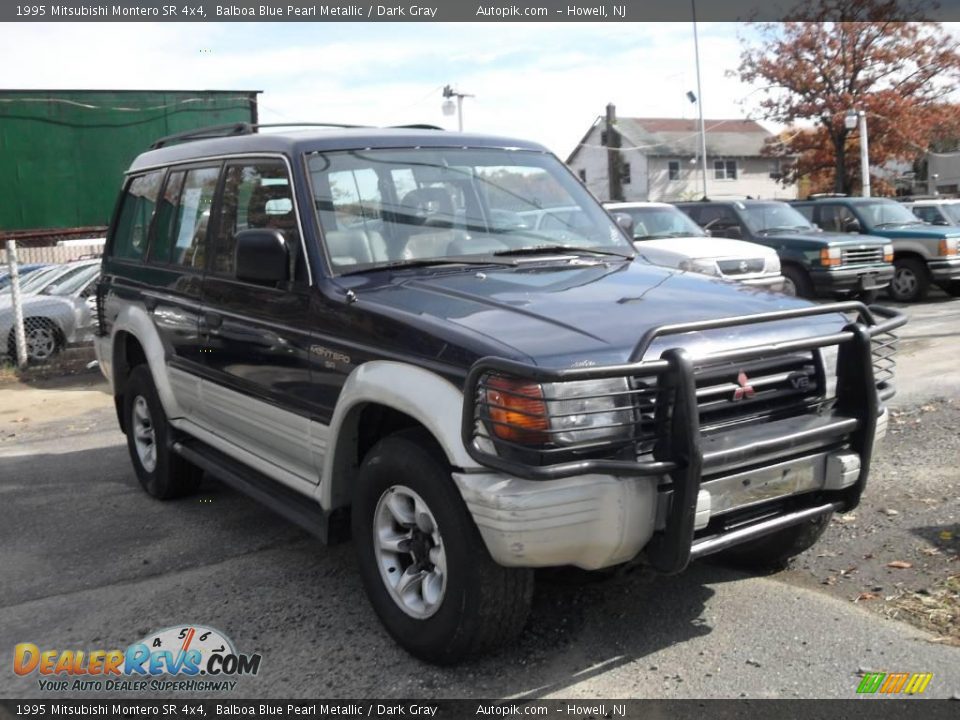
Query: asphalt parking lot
0,295,958,700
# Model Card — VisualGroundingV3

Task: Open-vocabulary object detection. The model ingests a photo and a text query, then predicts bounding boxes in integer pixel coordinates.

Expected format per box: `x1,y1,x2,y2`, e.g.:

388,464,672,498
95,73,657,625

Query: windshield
1,264,63,295
939,203,960,225
306,147,632,272
740,203,815,233
858,200,924,227
43,264,99,296
617,206,706,239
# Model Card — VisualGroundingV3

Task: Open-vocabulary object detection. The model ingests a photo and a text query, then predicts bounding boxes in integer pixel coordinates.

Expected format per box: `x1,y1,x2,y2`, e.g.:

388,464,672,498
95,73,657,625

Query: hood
635,237,776,260
865,225,960,240
761,229,888,247
351,259,845,368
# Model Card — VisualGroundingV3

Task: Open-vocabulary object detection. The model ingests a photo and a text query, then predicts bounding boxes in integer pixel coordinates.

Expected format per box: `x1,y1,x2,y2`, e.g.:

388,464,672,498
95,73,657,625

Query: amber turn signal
485,376,550,444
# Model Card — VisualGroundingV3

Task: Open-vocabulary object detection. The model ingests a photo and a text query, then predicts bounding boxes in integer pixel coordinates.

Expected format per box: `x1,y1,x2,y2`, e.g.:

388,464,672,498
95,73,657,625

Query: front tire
888,257,930,302
717,511,833,571
352,430,534,663
124,365,202,499
8,319,62,364
781,265,814,298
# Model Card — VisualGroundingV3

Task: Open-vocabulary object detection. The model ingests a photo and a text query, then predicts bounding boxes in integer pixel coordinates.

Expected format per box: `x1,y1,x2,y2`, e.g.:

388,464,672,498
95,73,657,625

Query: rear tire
781,265,814,298
716,511,833,571
352,429,534,664
124,365,202,499
889,257,930,302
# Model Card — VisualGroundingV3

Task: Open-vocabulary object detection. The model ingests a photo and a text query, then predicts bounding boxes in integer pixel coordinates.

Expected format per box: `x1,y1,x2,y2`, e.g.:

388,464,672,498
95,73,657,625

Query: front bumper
811,264,895,293
454,425,884,570
461,302,906,574
929,256,960,281
734,273,785,291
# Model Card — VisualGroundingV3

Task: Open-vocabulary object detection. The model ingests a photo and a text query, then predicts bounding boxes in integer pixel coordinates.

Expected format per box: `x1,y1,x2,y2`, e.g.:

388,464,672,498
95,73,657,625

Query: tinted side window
793,205,814,221
149,170,186,264
171,166,220,270
818,204,858,233
111,171,163,261
212,161,298,277
696,206,737,228
912,206,939,224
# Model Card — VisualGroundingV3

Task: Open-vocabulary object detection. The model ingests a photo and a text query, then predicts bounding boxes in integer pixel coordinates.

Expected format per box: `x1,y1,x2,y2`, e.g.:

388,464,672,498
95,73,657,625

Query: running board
171,439,349,545
689,501,842,560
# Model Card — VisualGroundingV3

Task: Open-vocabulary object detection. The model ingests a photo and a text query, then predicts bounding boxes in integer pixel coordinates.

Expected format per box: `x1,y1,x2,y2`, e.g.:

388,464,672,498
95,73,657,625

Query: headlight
765,253,781,274
883,244,894,263
679,258,721,276
820,247,842,267
542,377,633,445
938,238,958,257
482,376,634,447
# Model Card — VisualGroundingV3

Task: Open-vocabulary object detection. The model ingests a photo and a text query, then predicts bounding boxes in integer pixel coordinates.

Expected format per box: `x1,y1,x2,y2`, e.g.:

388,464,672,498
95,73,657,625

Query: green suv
792,197,960,302
675,200,893,300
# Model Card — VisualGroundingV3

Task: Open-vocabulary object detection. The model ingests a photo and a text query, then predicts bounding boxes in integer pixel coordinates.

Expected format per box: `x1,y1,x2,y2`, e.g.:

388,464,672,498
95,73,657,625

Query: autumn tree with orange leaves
739,0,960,196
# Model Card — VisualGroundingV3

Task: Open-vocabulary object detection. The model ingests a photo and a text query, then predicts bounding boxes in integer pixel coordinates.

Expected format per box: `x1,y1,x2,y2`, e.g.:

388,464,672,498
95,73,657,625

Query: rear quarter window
110,171,164,261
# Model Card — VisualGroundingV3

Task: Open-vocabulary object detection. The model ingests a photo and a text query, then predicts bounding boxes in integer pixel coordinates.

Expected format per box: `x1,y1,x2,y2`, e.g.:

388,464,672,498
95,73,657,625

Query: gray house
566,109,796,203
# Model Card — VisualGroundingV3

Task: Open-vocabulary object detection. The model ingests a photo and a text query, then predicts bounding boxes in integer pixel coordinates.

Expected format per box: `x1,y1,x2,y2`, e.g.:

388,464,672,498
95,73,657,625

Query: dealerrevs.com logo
14,625,261,693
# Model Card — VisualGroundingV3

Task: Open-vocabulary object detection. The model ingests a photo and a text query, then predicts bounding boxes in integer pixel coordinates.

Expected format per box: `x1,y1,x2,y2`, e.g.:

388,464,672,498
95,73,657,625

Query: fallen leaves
855,592,880,602
887,560,913,569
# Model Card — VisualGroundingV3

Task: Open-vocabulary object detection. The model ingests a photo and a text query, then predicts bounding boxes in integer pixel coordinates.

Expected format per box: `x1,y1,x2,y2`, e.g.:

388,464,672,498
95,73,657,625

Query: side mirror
612,212,634,236
844,220,861,233
236,229,289,285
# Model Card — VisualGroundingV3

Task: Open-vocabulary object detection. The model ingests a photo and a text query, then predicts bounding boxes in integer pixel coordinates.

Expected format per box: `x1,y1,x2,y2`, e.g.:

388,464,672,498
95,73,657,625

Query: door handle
202,311,223,330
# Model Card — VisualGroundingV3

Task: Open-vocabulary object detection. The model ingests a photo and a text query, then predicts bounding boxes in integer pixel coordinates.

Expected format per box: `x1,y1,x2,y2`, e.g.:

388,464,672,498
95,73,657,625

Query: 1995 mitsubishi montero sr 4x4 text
95,123,906,663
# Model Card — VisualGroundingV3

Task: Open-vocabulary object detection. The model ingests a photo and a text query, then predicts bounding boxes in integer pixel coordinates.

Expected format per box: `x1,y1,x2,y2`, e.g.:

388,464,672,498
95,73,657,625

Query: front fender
320,361,476,509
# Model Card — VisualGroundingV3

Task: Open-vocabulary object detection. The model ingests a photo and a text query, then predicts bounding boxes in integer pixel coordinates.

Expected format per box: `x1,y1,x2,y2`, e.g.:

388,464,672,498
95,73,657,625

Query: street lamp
845,109,871,198
442,85,473,132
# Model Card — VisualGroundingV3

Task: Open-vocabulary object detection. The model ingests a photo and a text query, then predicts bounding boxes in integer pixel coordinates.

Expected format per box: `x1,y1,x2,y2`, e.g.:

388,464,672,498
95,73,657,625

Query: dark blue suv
95,123,906,662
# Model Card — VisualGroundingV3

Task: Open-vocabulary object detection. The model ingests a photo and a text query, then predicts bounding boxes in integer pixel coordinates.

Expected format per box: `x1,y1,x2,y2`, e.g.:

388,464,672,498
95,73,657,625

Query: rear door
140,163,222,418
196,158,320,484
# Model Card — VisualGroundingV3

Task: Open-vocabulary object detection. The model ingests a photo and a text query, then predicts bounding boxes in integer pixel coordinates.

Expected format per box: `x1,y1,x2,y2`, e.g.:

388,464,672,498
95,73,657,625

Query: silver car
1,261,100,362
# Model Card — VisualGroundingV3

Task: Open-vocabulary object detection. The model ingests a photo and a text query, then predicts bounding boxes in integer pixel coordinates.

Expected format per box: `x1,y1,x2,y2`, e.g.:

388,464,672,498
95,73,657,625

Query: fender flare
320,361,477,509
109,303,184,420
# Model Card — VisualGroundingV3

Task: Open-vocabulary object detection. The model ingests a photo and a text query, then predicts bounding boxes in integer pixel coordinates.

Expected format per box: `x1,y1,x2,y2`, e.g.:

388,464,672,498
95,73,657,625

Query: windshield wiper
759,226,808,234
493,244,634,259
338,256,518,276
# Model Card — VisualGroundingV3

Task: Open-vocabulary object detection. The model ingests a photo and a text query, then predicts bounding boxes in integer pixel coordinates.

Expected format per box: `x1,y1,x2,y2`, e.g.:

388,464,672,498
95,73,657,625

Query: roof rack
149,121,444,149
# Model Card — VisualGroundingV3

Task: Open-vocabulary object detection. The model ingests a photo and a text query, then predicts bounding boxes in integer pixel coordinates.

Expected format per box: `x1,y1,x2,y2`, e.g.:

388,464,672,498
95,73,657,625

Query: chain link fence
2,240,103,370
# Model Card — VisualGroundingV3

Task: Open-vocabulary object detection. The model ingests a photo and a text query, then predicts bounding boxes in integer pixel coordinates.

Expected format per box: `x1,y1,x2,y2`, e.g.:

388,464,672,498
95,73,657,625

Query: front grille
717,258,765,276
842,247,884,265
694,352,820,432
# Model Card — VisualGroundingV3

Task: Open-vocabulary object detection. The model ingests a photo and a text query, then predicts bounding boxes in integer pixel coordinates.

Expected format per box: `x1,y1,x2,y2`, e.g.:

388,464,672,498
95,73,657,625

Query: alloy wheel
373,484,447,619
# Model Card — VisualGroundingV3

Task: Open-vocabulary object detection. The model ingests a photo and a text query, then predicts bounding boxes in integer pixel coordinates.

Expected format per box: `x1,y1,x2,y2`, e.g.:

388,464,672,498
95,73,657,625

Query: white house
566,109,796,203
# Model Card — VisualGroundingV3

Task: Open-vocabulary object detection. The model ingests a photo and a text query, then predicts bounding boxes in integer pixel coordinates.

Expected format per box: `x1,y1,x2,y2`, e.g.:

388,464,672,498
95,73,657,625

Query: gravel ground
780,396,960,642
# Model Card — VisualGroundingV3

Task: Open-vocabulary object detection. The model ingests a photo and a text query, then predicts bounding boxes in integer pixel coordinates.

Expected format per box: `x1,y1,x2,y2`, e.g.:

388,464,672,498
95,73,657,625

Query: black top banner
2,0,959,22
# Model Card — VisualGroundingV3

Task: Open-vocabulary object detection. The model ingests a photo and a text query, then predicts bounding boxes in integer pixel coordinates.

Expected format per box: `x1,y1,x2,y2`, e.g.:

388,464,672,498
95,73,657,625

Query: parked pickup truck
95,123,906,663
676,199,894,301
792,197,960,301
603,201,784,291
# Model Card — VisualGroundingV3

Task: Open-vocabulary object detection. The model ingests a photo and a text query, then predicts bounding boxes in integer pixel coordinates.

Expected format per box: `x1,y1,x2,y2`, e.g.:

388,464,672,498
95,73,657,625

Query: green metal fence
0,90,259,233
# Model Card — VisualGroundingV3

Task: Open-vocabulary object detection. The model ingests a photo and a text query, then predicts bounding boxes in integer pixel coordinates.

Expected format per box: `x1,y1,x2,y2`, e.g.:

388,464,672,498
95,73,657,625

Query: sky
0,21,955,159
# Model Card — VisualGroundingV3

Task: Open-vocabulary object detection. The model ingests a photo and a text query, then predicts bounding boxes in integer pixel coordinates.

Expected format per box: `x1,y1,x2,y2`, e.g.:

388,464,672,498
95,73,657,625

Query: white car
604,202,785,291
1,260,100,362
902,198,960,227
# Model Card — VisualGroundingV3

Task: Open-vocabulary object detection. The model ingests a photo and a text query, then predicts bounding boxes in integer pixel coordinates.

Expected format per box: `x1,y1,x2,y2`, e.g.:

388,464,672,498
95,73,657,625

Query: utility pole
605,103,623,202
845,109,871,197
692,0,709,200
